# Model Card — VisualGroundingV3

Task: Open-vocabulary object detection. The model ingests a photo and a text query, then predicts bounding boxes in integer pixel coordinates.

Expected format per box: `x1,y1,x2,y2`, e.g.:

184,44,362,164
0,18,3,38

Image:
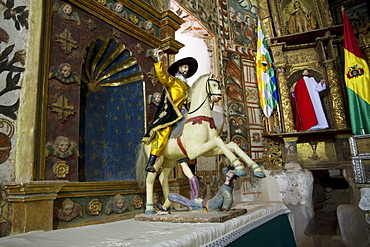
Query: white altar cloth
0,202,291,247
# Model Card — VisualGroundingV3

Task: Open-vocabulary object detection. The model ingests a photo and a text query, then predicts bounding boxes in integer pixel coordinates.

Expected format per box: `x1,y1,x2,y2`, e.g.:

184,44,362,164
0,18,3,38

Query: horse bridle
188,78,222,114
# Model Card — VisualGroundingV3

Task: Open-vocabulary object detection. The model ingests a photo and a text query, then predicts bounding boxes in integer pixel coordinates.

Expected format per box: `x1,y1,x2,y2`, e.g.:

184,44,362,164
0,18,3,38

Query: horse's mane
188,74,210,103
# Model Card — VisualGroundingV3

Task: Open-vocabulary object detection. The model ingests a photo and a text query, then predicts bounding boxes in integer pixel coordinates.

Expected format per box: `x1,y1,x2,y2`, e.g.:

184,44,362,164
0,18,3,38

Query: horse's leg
179,162,199,200
159,159,177,204
187,136,247,176
145,172,157,214
226,142,266,178
145,156,164,214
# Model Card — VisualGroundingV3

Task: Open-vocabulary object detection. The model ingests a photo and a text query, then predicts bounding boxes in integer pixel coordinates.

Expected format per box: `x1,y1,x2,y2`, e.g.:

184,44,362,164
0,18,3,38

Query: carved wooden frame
349,134,370,183
349,134,370,157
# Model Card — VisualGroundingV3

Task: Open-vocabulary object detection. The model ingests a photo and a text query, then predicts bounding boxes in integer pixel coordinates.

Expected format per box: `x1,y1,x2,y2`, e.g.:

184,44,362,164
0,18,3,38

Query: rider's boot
145,154,157,173
189,176,200,200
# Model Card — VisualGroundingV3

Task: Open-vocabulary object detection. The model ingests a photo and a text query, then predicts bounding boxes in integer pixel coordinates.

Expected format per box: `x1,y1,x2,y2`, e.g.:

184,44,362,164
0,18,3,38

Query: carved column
324,60,349,130
317,0,334,28
276,66,295,132
268,0,282,37
257,0,274,40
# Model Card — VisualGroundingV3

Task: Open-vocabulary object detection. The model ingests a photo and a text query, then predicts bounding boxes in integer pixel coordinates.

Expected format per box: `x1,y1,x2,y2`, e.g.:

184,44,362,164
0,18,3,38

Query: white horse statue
136,74,265,214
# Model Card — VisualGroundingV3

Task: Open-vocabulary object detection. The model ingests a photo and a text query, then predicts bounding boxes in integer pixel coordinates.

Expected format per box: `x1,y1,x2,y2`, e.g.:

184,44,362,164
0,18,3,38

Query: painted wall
0,0,29,182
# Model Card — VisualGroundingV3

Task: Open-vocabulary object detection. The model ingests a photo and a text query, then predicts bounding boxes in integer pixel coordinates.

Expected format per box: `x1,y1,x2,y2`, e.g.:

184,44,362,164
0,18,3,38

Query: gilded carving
276,67,295,132
95,0,106,5
257,0,269,19
263,138,283,169
147,67,158,87
53,161,69,178
113,30,121,38
286,49,317,65
267,0,282,37
81,38,144,93
133,195,143,209
128,14,139,25
85,19,96,31
54,29,78,54
324,61,348,129
88,199,102,216
135,43,144,54
50,95,76,124
318,0,333,27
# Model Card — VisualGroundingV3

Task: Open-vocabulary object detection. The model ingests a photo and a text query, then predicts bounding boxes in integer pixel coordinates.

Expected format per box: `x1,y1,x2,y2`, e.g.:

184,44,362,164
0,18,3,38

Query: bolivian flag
256,17,278,118
343,10,370,135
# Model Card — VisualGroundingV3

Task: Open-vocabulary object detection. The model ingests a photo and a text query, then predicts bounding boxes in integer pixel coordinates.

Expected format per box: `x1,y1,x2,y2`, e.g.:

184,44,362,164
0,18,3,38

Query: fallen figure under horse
136,74,266,214
156,165,239,214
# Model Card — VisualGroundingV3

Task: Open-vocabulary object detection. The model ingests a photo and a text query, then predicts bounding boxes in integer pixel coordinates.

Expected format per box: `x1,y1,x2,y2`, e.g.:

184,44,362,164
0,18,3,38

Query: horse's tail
135,143,148,188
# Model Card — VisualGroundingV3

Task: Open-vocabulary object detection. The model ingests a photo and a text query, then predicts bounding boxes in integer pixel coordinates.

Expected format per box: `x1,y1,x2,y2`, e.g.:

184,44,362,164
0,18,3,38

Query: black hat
168,57,198,78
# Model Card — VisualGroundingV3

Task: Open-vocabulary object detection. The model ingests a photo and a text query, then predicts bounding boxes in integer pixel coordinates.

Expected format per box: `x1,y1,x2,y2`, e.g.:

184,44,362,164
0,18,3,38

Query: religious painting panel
174,0,219,35
219,0,258,56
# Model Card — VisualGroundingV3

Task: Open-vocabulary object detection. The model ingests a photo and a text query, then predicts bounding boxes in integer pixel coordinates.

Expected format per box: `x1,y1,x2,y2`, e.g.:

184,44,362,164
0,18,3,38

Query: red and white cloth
292,76,329,131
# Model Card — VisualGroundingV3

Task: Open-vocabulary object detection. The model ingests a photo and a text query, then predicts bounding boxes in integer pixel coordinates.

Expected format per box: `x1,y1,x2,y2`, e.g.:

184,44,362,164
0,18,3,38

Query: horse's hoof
253,170,266,178
234,168,246,177
145,209,156,215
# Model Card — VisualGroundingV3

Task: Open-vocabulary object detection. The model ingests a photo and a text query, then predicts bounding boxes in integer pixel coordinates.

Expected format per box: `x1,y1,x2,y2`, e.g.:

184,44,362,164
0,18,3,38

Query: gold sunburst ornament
81,37,144,92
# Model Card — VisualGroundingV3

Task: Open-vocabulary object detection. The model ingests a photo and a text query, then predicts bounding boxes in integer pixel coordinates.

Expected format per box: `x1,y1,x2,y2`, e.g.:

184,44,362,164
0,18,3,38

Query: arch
79,38,144,181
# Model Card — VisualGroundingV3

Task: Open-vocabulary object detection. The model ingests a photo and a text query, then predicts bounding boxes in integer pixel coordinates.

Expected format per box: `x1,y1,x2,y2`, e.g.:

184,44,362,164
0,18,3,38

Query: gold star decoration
85,19,96,31
147,67,158,86
54,29,78,54
135,43,144,54
50,95,76,123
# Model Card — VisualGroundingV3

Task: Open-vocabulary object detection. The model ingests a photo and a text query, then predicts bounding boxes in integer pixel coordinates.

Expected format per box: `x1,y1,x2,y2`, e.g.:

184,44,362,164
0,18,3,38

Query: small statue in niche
106,194,130,214
52,2,81,26
109,2,127,19
55,198,83,222
46,136,79,159
139,20,156,36
287,1,316,34
49,63,80,84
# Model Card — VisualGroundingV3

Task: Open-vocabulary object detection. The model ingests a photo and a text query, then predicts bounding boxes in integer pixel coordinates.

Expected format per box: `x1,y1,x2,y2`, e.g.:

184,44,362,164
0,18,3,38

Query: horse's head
188,74,222,114
207,78,222,103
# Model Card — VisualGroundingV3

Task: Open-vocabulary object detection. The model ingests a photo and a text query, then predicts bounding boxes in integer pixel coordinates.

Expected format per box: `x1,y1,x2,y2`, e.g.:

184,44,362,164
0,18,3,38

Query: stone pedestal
4,181,66,235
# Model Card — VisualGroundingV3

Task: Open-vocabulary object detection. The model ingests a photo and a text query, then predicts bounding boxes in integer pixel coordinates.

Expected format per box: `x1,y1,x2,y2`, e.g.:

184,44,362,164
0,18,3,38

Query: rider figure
142,49,198,173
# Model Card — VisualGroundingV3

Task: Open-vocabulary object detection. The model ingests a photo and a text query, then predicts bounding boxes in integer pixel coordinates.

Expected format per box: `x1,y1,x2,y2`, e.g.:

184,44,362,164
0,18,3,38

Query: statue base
134,209,247,223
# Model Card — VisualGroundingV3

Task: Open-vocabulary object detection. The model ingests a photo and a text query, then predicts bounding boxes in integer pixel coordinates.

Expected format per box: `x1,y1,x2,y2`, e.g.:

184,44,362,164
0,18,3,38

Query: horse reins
187,78,222,114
